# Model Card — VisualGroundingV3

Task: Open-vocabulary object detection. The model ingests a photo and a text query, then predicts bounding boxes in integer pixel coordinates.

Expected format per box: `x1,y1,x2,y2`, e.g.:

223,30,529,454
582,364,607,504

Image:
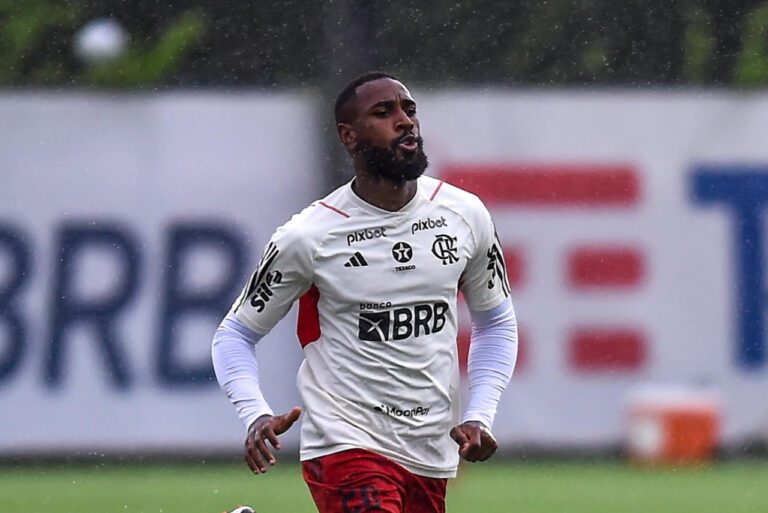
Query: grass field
1,459,767,513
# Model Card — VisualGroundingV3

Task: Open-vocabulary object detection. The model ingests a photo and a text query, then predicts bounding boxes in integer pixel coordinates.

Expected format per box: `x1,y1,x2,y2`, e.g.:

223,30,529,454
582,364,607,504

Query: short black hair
334,71,398,124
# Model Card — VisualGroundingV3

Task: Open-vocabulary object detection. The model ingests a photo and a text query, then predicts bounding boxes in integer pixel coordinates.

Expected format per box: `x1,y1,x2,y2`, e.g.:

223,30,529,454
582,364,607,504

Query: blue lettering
692,167,768,368
46,223,140,389
0,224,30,384
156,223,247,386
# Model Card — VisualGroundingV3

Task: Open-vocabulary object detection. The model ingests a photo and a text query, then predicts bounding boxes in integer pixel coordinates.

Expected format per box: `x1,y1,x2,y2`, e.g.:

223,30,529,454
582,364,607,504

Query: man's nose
394,109,414,130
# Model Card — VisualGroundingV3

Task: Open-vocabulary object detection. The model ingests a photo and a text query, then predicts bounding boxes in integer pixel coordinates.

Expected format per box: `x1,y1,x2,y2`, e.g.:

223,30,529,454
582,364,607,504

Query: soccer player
213,72,518,513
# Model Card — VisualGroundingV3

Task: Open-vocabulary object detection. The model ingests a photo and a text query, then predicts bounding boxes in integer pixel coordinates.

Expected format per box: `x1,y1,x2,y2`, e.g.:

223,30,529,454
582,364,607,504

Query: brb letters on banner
0,220,250,389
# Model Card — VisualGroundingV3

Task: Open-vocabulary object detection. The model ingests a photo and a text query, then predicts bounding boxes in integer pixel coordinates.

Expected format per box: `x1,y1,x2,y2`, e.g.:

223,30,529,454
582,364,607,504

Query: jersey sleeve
459,198,511,312
230,215,314,335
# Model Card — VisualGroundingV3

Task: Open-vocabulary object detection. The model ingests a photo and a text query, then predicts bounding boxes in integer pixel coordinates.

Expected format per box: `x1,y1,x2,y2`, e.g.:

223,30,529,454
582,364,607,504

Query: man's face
340,78,428,182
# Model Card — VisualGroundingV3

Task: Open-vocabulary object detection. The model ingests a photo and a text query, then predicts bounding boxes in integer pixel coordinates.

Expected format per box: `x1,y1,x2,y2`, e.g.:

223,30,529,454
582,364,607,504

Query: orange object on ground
626,389,719,465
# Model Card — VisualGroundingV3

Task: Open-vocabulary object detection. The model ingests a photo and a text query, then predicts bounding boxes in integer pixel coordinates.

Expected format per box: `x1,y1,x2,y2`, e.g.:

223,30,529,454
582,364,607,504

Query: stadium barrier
2,91,768,455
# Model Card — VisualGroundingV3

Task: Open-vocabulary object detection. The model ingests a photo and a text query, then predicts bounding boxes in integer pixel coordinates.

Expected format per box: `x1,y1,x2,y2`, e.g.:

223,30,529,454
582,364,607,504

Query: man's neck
351,171,418,212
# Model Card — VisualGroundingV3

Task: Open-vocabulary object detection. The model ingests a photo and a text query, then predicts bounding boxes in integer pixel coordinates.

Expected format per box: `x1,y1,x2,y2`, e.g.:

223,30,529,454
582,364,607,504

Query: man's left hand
450,421,498,462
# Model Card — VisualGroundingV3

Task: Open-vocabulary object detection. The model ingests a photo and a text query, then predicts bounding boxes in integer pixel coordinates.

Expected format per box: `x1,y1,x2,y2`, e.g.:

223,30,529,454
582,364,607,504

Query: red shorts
302,448,447,513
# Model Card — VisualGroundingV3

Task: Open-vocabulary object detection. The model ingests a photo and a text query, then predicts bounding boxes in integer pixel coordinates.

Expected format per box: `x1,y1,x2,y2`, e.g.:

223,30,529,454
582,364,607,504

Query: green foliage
5,0,768,87
681,2,715,83
735,2,768,87
0,0,204,87
0,0,81,84
82,9,205,88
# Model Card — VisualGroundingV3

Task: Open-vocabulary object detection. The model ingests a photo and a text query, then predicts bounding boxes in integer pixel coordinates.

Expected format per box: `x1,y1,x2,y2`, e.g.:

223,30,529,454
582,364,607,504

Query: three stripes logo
344,252,368,268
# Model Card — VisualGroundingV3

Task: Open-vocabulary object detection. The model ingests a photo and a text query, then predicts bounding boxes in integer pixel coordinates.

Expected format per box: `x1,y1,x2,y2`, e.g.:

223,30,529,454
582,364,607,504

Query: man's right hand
244,406,302,474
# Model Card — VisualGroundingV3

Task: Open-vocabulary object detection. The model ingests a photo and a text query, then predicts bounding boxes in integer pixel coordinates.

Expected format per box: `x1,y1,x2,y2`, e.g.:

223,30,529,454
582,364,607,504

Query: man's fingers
453,427,475,459
263,424,281,450
450,426,470,446
242,409,301,475
451,422,499,462
255,434,276,467
465,427,483,461
274,406,302,435
478,431,498,461
245,435,267,473
245,448,263,474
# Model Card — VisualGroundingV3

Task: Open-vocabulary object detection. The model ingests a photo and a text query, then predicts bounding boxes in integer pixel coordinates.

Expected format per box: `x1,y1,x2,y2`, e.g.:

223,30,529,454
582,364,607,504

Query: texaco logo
432,234,458,265
391,241,413,263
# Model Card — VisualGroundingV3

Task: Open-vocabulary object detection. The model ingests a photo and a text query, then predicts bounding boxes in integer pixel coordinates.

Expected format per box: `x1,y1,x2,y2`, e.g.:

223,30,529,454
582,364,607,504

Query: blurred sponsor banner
420,91,768,448
0,93,320,453
2,91,768,454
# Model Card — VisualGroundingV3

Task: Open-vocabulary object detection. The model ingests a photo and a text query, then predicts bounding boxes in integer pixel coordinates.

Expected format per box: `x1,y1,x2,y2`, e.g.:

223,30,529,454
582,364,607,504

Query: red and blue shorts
302,448,447,513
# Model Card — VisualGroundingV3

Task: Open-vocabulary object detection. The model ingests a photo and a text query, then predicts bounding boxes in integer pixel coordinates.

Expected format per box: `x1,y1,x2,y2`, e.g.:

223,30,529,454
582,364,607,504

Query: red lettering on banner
441,164,639,206
444,162,648,377
567,246,645,289
569,328,646,371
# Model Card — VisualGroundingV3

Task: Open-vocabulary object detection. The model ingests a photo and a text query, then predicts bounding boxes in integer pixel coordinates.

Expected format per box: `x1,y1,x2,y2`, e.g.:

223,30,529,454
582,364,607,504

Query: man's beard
357,135,429,183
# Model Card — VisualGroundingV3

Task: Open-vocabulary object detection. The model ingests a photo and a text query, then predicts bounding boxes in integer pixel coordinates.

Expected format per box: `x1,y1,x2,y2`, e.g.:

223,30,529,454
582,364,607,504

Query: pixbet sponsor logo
373,404,431,417
358,302,448,341
411,216,447,234
346,226,387,246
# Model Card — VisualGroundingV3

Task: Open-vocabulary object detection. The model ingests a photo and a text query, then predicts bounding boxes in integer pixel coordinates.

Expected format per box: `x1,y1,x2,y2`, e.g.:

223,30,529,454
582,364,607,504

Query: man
213,72,518,513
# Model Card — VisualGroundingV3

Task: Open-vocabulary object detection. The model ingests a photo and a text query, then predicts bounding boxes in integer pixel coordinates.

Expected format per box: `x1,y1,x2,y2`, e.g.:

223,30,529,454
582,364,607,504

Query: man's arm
212,313,271,427
214,213,315,474
451,297,517,462
212,312,301,474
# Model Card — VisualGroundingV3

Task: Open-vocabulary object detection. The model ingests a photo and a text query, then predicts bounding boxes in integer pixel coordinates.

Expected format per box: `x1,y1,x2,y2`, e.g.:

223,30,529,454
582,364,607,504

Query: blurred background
2,1,768,512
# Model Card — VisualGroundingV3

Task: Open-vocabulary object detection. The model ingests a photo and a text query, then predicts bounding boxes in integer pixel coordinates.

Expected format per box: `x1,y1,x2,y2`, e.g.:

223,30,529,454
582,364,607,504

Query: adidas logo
344,252,368,267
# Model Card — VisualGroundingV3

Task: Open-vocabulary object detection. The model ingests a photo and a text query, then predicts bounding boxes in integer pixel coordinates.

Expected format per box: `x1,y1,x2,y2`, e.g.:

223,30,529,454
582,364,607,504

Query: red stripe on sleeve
429,180,444,201
319,201,350,218
297,285,321,347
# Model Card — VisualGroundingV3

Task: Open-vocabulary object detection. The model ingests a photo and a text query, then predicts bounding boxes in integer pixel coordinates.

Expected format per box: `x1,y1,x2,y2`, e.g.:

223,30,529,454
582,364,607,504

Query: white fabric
220,175,512,478
463,298,518,429
211,314,272,430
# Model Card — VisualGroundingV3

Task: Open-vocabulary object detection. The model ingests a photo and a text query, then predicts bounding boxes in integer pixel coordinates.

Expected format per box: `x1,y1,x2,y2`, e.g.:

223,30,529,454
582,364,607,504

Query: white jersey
231,175,510,478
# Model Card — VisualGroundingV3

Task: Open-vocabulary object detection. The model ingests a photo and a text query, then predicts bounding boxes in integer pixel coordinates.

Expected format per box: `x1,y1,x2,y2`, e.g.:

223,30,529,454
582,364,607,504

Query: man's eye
406,108,417,117
373,111,388,117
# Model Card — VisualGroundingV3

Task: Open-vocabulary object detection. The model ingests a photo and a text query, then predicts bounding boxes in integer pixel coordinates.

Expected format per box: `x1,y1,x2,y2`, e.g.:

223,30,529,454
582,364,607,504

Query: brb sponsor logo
358,302,448,341
346,226,387,246
373,403,431,417
411,216,447,234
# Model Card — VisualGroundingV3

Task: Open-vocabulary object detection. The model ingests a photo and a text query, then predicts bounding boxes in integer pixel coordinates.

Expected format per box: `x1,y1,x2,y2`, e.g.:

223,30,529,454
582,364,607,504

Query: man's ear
337,123,357,151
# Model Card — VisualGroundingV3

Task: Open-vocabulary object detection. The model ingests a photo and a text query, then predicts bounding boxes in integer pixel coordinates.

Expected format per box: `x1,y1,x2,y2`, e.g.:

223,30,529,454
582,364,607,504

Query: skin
245,407,301,474
337,77,421,212
243,77,497,474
